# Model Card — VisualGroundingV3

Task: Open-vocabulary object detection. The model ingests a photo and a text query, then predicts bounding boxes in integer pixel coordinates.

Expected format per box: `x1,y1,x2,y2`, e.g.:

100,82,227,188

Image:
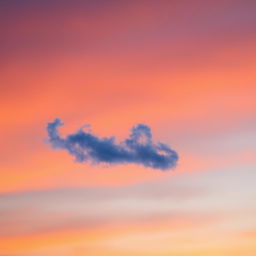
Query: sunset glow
1,1,256,255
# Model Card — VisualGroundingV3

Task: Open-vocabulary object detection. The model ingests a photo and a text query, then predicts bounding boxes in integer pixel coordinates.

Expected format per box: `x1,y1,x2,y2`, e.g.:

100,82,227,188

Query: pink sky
0,0,256,255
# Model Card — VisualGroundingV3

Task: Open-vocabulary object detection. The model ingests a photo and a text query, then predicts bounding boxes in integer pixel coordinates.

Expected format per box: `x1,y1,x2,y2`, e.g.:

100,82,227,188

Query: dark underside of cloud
46,119,178,171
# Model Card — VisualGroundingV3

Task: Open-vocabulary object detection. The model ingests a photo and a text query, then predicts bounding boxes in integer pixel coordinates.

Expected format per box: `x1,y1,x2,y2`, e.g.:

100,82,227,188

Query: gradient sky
0,0,256,255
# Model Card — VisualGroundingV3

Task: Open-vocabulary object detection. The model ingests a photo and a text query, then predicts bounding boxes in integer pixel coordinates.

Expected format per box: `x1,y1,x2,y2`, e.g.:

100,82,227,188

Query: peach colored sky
0,0,256,255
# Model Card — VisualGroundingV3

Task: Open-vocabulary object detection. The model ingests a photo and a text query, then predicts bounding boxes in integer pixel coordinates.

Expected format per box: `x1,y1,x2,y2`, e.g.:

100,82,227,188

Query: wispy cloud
47,118,178,170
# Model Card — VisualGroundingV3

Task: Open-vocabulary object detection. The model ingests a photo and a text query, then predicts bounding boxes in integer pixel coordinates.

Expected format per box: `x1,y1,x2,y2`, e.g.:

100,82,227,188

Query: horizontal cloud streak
47,118,178,170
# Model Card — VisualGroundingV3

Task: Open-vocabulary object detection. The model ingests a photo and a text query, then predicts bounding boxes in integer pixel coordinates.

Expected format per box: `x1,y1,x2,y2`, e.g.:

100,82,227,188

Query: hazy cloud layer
47,118,178,170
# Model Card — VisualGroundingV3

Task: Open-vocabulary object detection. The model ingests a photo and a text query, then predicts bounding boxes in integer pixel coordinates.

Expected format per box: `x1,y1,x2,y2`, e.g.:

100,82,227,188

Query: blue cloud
46,118,178,170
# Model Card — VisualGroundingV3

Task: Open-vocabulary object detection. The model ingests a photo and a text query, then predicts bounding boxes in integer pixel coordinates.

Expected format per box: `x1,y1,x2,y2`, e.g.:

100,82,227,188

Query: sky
0,0,256,255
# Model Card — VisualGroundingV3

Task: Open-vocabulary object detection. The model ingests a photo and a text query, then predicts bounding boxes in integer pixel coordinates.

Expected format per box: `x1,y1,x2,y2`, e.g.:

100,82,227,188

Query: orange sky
0,0,256,255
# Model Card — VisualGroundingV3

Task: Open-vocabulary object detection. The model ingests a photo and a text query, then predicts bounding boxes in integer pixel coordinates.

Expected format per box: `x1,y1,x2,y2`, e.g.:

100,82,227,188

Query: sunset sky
0,0,256,255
